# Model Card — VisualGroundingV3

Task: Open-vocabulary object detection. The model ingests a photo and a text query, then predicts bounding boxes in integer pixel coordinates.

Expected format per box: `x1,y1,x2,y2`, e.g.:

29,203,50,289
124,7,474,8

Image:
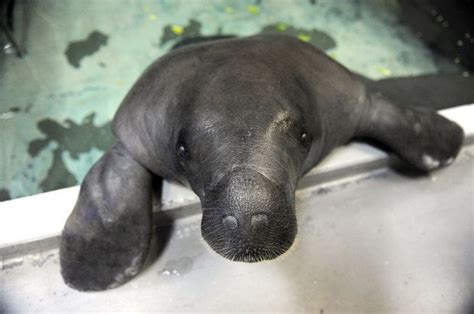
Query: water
0,0,472,201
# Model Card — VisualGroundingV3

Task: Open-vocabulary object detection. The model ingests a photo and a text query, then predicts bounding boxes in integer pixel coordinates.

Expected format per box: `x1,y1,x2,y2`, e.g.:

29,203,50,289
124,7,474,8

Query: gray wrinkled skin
60,35,464,291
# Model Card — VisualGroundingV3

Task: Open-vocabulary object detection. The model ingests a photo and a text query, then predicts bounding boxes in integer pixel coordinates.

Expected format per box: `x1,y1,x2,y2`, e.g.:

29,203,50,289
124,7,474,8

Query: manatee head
172,89,319,262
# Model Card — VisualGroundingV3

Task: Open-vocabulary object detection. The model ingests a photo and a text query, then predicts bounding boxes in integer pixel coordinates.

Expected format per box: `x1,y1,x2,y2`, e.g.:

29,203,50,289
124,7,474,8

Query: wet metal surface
1,146,472,313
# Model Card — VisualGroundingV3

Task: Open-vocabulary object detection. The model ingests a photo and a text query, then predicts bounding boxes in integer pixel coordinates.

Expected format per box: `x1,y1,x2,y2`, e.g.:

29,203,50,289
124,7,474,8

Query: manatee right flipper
60,142,153,291
357,93,464,171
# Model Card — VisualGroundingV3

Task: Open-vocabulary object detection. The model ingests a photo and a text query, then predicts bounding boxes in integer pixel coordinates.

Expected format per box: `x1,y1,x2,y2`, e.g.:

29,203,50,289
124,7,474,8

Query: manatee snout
201,167,297,262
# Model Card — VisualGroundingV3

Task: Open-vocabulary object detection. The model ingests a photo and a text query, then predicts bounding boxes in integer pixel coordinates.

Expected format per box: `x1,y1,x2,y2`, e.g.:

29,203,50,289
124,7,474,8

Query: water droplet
172,269,181,276
3,43,15,54
457,40,463,46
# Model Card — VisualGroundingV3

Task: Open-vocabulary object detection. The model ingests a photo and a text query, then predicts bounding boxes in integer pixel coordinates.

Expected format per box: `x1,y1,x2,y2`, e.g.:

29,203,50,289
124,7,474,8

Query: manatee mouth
200,167,297,263
201,217,296,262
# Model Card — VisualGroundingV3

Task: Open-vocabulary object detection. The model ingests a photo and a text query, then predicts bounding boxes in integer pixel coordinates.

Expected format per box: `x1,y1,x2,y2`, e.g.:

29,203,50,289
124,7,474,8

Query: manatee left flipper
357,93,464,172
60,143,153,291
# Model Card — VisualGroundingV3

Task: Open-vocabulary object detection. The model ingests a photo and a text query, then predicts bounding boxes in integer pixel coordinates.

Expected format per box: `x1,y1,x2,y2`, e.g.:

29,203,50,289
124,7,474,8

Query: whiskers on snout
201,209,297,263
222,244,292,263
205,233,293,263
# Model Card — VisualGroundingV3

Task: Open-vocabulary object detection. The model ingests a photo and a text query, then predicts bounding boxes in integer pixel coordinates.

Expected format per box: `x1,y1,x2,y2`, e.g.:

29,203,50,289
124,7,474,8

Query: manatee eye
300,131,312,148
176,143,188,159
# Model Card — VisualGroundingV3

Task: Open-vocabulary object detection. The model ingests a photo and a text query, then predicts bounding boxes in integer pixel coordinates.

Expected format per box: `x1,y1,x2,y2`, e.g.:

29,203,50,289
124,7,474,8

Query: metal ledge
0,140,472,313
0,104,473,261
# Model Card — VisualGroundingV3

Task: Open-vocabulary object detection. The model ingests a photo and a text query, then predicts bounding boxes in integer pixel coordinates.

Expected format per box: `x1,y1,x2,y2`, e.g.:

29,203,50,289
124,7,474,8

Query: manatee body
60,34,464,291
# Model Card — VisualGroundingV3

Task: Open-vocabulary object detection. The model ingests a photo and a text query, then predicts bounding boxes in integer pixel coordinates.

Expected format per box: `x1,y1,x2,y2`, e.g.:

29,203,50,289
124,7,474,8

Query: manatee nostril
222,215,238,230
251,214,268,229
